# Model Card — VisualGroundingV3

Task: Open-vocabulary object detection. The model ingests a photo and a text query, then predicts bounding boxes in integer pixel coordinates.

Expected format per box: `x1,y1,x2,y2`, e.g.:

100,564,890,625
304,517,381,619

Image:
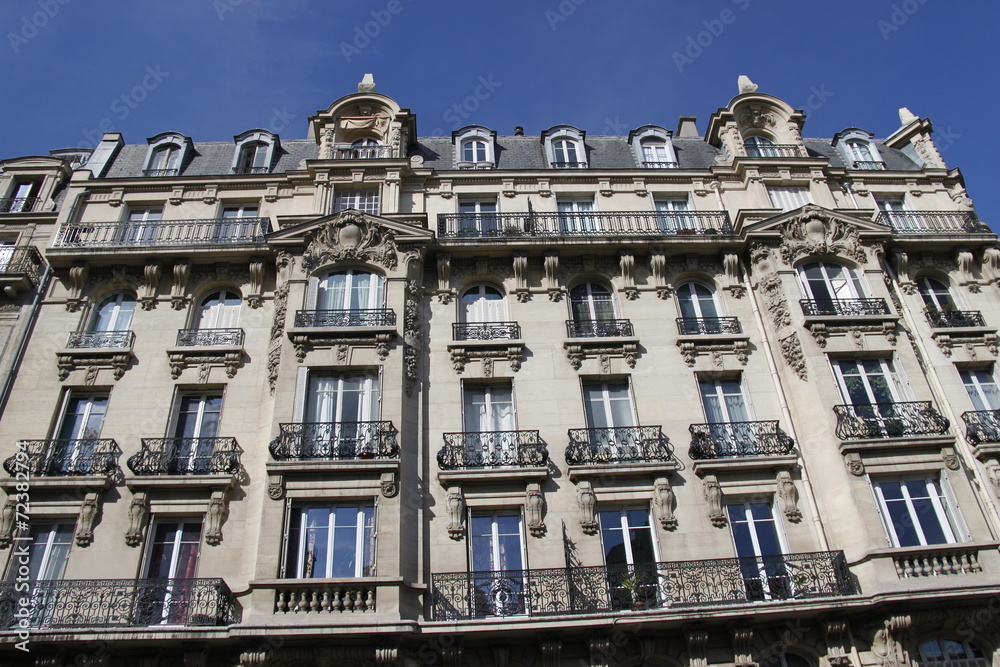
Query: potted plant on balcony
617,571,652,610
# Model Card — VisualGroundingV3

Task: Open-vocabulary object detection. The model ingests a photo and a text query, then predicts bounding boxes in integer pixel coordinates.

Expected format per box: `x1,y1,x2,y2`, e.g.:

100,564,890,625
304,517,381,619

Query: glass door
598,508,659,609
583,381,637,459
470,513,526,617
728,500,790,600
54,394,108,474
141,521,201,625
699,378,752,456
306,373,379,457
463,383,515,466
172,394,222,473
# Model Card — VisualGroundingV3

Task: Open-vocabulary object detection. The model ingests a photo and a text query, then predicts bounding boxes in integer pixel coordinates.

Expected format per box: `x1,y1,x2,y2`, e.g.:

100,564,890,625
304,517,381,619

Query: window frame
462,380,516,434
676,280,721,320
569,281,616,323
960,367,1000,411
453,126,496,169
89,291,137,332
797,260,867,302
309,268,386,311
333,189,380,215
916,276,958,312
459,283,507,324
581,379,638,430
871,476,963,548
195,289,241,330
231,130,278,174
767,185,813,212
283,503,377,579
542,126,587,169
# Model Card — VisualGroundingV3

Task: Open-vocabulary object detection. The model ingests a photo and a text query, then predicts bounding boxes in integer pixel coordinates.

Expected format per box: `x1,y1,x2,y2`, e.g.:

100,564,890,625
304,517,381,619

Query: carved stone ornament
205,490,227,545
446,486,465,539
704,475,726,527
872,615,912,667
525,483,546,537
653,477,677,530
380,472,398,498
0,498,16,548
125,491,149,547
301,212,398,273
731,626,756,667
777,471,802,522
687,631,709,667
577,481,598,534
778,206,868,266
75,493,100,547
738,105,777,130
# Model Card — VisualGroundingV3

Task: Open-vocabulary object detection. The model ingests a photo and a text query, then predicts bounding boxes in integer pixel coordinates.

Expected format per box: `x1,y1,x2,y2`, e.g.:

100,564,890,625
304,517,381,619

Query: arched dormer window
833,128,886,170
232,129,278,174
542,126,587,169
344,137,385,160
143,132,191,177
628,126,677,168
744,135,779,158
453,126,496,169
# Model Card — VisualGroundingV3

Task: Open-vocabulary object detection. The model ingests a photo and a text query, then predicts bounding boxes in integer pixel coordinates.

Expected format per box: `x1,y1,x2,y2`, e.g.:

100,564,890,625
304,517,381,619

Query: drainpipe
0,262,51,418
843,182,861,209
881,256,1000,538
743,264,831,552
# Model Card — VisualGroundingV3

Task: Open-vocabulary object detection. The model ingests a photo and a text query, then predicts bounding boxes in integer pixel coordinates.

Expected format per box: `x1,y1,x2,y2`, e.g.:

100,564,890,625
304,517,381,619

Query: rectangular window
293,370,381,458
5,181,38,212
52,393,109,475
285,505,375,578
0,240,15,271
872,477,960,547
334,190,380,215
469,512,525,617
143,520,202,624
457,199,499,236
833,358,904,406
557,198,598,233
654,198,693,232
599,507,659,609
170,393,223,473
875,197,919,232
5,522,73,626
767,186,812,212
124,207,163,245
463,382,515,433
219,204,260,241
728,499,790,600
960,368,1000,411
583,380,636,430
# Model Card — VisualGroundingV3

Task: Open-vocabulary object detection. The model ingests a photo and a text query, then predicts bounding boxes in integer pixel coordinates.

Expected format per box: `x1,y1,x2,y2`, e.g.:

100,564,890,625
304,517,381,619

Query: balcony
566,319,633,338
676,316,742,335
333,145,394,159
3,439,121,478
689,421,795,459
800,298,890,317
453,322,521,341
0,197,39,213
962,410,1000,445
0,578,238,629
642,161,679,169
142,168,180,177
294,308,395,328
436,211,732,239
431,551,854,620
127,437,241,476
438,431,547,470
60,331,135,379
549,161,588,169
833,401,949,440
231,166,271,174
874,210,990,234
925,309,986,328
449,323,525,374
270,421,399,461
175,327,245,347
743,144,805,158
0,246,43,297
168,329,245,380
852,160,886,170
566,426,673,465
288,309,397,362
54,217,272,248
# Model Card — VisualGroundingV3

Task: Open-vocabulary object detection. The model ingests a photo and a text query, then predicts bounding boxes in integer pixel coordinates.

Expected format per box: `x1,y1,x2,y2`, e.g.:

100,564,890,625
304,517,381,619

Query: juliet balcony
0,245,44,297
436,211,733,239
742,143,806,158
874,210,990,234
333,145,395,159
689,421,795,459
431,551,855,620
54,217,272,248
800,298,890,317
270,422,399,461
437,431,547,470
127,437,241,476
0,578,239,629
833,402,950,440
0,196,40,213
3,438,121,479
566,426,673,465
448,322,525,374
926,309,986,328
851,160,886,170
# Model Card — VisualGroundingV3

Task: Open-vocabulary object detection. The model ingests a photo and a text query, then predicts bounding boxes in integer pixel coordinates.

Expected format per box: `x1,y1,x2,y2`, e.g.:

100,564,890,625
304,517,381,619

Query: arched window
315,269,385,311
90,293,136,332
462,139,488,164
570,282,615,323
147,144,181,176
917,638,986,666
552,138,583,167
676,281,731,334
196,290,241,329
846,139,875,162
235,142,269,174
917,277,957,311
640,139,674,167
744,135,778,158
350,138,382,159
460,284,506,324
798,261,865,302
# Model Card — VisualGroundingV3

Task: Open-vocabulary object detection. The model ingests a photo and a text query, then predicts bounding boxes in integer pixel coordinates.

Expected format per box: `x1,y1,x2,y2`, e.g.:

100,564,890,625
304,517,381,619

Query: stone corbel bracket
564,340,639,371
447,342,524,375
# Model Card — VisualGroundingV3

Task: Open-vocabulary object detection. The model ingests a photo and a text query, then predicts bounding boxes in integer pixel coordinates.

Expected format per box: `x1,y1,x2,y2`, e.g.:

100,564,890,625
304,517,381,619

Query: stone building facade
0,75,998,666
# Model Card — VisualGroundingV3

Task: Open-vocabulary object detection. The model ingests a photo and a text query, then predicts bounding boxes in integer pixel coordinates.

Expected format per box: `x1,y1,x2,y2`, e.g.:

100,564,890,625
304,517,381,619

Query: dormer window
453,126,496,169
543,126,587,169
744,135,779,158
629,126,677,168
143,132,191,177
232,130,278,174
833,129,886,171
333,137,387,160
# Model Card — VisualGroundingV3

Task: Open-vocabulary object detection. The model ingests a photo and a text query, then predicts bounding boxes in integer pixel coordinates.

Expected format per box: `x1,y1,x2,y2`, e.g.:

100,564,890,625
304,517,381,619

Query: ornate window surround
452,125,496,170
231,129,279,174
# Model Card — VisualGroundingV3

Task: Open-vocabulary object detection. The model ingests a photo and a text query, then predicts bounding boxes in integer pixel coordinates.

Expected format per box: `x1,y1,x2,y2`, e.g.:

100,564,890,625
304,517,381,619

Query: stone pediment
266,210,433,273
743,205,888,266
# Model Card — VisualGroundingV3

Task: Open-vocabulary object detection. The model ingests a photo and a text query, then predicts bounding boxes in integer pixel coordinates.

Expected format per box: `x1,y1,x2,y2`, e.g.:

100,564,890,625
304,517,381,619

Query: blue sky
2,0,998,221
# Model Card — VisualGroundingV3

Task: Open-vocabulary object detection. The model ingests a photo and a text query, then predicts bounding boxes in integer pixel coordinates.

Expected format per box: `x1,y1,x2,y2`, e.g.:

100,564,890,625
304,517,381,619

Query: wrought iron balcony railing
925,310,986,328
270,421,399,461
852,160,886,170
566,319,634,338
3,439,121,477
566,426,673,464
0,578,238,629
0,246,43,284
642,161,679,169
689,421,795,459
676,317,742,335
55,217,272,247
874,211,990,234
142,169,180,177
452,322,521,341
833,401,949,440
176,328,245,346
0,197,39,213
800,298,891,317
549,161,588,169
437,430,547,469
961,410,1000,445
431,551,854,620
437,211,733,238
333,146,394,159
231,166,271,174
743,144,804,158
293,308,396,328
66,330,135,349
127,437,241,476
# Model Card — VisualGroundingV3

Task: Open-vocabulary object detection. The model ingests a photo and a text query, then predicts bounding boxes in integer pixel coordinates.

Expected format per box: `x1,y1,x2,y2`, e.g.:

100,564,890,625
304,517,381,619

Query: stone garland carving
525,483,546,537
266,253,293,395
301,212,398,273
0,498,16,548
205,490,227,545
125,492,149,547
778,208,868,267
912,135,945,169
704,475,726,527
404,279,422,397
66,263,89,312
446,487,465,539
738,105,777,130
75,493,100,547
653,477,677,530
751,248,808,381
776,471,802,523
577,481,598,534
